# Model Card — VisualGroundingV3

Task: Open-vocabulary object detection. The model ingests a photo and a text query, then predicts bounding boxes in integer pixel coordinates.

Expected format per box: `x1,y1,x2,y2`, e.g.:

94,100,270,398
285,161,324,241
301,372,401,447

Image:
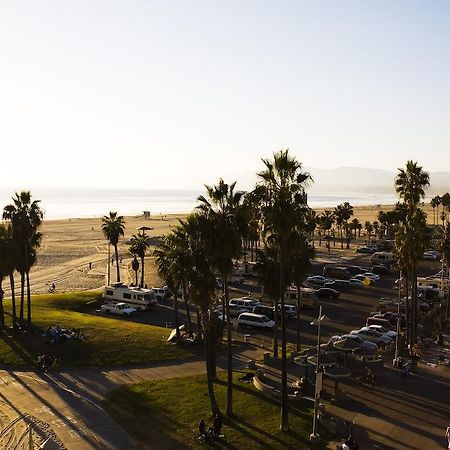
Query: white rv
103,283,157,310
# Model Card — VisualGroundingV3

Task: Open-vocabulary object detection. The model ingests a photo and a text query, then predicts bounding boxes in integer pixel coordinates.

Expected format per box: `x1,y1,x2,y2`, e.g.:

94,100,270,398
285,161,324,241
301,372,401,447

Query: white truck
103,283,157,310
101,302,137,316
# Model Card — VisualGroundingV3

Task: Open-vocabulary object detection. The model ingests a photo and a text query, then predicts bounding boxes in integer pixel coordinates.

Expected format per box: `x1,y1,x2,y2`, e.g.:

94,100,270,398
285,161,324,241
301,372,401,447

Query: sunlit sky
1,1,449,190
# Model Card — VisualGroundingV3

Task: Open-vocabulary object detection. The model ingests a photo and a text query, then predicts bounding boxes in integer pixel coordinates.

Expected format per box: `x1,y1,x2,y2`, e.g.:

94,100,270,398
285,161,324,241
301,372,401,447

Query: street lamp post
394,270,403,365
310,305,329,441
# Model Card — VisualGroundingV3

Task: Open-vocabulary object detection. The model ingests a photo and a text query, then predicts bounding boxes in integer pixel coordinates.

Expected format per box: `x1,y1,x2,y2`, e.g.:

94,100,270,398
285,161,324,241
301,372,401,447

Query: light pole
394,270,403,365
310,305,329,441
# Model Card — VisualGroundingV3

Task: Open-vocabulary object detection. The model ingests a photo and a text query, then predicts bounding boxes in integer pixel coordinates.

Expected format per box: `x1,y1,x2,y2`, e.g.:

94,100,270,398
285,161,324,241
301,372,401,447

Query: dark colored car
346,265,366,275
371,265,392,275
371,312,406,327
252,305,275,320
324,280,350,291
316,288,340,299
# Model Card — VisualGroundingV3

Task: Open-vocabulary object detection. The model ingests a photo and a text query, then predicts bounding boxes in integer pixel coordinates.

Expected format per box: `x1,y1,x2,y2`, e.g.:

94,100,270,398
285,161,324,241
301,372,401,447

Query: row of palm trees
153,150,314,431
101,212,154,288
430,193,450,226
0,191,44,333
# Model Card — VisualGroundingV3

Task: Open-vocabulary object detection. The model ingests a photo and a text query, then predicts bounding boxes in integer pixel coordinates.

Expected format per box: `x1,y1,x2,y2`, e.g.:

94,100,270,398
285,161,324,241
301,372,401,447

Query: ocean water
0,188,403,220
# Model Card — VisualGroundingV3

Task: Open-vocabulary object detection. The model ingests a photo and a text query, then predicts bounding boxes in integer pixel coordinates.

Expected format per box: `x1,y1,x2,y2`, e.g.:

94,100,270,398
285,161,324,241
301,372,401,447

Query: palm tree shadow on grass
0,329,35,365
214,379,312,447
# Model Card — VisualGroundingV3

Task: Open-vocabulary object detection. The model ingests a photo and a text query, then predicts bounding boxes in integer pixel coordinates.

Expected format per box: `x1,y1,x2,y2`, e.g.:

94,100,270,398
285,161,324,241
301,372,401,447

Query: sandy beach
1,204,436,296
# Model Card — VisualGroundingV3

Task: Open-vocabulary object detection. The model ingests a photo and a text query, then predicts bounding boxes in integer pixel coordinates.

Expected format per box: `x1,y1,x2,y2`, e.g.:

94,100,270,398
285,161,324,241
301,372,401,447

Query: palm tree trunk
114,244,120,283
0,281,4,329
405,275,410,346
135,269,138,286
196,310,203,342
203,309,220,416
20,273,25,322
279,254,289,432
10,274,17,333
173,291,181,343
26,271,32,333
224,276,233,416
412,263,418,347
183,284,192,335
140,256,145,287
296,285,301,353
273,297,279,358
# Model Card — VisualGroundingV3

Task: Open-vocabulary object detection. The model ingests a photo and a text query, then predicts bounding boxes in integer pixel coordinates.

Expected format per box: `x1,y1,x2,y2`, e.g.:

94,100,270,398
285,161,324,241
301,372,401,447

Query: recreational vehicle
103,283,157,310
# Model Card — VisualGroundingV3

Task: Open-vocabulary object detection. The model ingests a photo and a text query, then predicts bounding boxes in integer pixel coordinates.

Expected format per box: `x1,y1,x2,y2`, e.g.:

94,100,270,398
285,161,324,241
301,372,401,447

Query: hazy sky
1,1,449,190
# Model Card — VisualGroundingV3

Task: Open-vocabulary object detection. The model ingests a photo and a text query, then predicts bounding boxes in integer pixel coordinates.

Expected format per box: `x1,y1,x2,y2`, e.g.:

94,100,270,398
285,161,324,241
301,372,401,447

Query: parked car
316,287,340,299
370,252,396,265
345,265,366,275
367,325,397,339
323,266,351,280
237,313,275,330
350,328,393,348
352,274,374,285
371,265,392,275
371,311,406,327
306,275,331,286
252,305,275,320
282,304,298,319
330,334,378,351
217,304,245,318
152,287,169,301
362,272,380,282
101,302,137,316
355,246,376,254
348,278,364,287
423,251,439,260
324,280,350,291
366,316,393,329
229,297,261,311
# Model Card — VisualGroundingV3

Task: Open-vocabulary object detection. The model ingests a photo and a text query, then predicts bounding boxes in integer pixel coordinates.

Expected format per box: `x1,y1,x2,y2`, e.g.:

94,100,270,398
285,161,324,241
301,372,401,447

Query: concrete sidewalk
0,344,265,449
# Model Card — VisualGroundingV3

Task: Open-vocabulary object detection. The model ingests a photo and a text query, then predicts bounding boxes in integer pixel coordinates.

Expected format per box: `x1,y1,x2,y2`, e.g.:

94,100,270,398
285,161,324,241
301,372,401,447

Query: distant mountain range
306,167,450,195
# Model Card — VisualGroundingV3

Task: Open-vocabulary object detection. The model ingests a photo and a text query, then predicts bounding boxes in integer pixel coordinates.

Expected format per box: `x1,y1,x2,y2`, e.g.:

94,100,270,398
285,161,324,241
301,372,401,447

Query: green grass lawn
101,372,315,449
0,291,191,367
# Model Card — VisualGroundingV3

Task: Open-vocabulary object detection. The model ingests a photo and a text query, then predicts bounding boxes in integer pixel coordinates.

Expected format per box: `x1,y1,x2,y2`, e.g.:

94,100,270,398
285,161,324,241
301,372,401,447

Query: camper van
369,252,396,265
286,287,317,309
103,283,157,310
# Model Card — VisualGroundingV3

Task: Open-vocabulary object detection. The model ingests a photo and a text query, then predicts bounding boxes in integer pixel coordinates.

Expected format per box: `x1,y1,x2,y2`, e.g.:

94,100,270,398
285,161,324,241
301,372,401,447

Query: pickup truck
101,302,137,316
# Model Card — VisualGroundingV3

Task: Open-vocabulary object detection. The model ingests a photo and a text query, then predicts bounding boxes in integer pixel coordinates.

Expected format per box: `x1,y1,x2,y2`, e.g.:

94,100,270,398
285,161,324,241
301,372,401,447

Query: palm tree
101,212,126,283
351,218,360,239
129,233,151,287
430,196,440,226
197,178,245,416
290,235,314,352
179,213,220,416
254,245,281,357
395,161,430,346
3,191,43,332
257,149,312,432
438,223,450,318
334,205,345,249
365,221,373,243
442,193,450,226
154,234,183,344
372,221,380,239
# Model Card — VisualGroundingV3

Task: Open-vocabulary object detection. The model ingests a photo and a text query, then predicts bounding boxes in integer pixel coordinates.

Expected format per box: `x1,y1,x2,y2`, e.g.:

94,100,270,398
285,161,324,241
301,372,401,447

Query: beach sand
1,204,437,296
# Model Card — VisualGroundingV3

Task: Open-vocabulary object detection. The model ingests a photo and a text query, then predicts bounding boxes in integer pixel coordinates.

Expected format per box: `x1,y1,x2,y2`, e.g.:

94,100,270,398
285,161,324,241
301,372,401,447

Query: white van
370,252,396,265
229,297,261,311
237,313,275,330
103,283,157,310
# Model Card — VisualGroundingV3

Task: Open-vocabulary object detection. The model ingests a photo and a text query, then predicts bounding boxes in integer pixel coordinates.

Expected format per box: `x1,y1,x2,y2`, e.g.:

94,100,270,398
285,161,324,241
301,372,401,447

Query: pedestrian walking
445,424,450,449
89,262,92,270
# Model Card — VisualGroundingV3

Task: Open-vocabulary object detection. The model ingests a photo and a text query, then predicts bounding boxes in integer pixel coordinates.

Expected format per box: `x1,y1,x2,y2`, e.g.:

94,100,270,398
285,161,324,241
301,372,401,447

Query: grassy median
101,372,313,449
0,291,191,367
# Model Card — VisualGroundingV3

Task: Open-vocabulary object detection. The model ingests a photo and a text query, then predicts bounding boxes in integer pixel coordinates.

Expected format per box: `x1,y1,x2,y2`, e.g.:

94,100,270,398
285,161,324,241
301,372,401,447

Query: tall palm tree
254,245,281,357
179,213,220,416
395,161,430,346
438,223,450,318
101,212,126,283
154,234,183,344
197,178,245,416
430,196,440,226
334,205,345,249
129,233,151,287
290,235,314,352
3,191,43,332
257,149,312,432
364,221,373,243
